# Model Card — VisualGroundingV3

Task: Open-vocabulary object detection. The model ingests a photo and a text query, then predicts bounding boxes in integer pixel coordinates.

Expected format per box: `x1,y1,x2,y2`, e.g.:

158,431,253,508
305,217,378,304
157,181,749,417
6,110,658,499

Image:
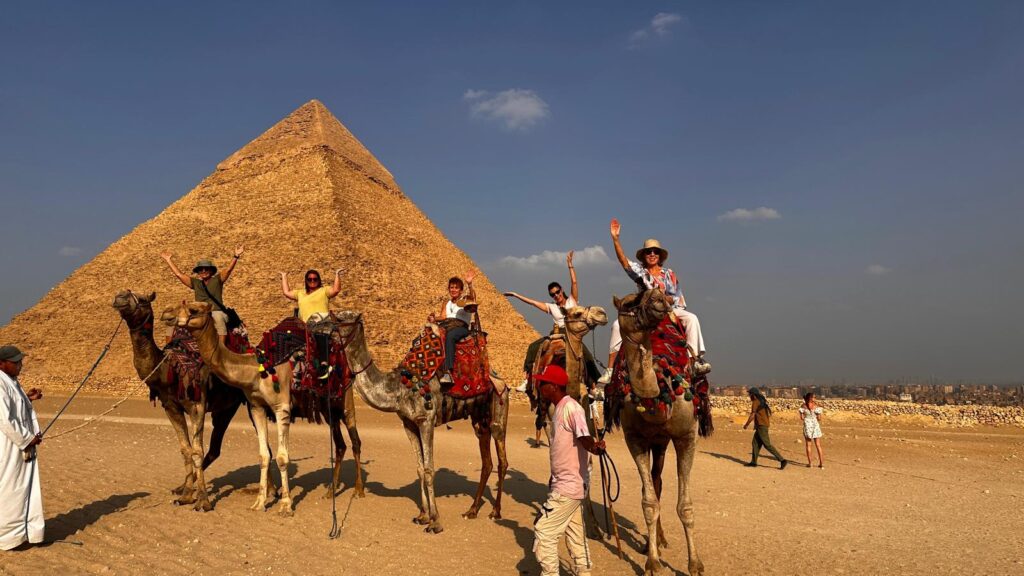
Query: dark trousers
444,325,469,372
751,425,784,464
524,336,601,384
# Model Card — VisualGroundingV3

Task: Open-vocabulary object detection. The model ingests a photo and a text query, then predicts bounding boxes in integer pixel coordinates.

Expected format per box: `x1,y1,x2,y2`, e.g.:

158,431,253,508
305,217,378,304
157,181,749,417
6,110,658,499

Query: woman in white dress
798,392,824,468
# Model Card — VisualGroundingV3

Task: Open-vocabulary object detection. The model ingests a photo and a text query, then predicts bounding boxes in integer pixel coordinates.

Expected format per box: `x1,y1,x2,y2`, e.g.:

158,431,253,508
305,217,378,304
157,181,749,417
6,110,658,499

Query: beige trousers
533,491,592,576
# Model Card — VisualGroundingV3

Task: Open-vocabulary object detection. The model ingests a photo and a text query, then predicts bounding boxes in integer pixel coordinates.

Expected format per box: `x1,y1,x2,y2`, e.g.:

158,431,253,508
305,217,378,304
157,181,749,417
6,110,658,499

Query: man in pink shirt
532,365,606,576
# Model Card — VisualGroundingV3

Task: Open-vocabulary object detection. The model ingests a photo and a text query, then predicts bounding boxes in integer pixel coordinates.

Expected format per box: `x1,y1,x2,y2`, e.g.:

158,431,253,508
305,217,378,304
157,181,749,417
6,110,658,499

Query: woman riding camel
281,268,343,379
428,271,477,384
161,247,244,343
601,218,709,382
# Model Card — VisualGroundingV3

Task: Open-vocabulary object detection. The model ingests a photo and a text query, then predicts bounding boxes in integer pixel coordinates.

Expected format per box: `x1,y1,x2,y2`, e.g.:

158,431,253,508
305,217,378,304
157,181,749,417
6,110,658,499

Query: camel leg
344,389,365,497
651,444,669,550
489,395,508,521
462,420,492,519
249,406,272,512
402,419,430,525
186,400,213,512
582,458,604,540
202,394,241,470
274,408,294,517
322,411,347,499
627,438,664,575
163,404,197,499
674,435,704,576
419,421,443,534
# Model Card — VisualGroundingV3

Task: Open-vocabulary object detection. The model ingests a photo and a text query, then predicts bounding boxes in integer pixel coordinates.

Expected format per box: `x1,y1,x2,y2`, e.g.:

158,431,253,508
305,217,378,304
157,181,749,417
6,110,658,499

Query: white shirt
545,296,578,329
445,300,473,325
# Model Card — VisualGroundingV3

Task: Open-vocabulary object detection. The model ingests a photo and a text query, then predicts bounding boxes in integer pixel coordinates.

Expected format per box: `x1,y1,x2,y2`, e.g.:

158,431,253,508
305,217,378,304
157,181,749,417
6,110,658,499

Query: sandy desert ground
3,395,1022,576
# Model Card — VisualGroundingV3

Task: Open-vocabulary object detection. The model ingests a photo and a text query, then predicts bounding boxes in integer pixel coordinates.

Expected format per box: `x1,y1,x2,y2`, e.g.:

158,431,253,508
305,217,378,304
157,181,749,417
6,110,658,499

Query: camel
174,301,364,517
608,288,713,576
331,309,509,534
112,290,247,511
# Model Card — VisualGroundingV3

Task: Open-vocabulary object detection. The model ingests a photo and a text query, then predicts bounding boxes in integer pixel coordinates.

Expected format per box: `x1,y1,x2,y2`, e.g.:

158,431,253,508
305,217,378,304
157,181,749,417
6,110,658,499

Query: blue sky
1,2,1022,384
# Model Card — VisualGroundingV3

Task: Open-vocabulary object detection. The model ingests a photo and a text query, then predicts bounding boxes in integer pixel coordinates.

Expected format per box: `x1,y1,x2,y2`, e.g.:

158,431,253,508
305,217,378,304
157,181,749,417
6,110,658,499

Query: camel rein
333,318,374,376
41,317,125,438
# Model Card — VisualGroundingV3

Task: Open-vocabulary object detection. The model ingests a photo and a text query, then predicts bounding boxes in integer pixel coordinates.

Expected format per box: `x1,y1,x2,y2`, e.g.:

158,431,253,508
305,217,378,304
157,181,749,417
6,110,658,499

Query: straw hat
635,239,668,264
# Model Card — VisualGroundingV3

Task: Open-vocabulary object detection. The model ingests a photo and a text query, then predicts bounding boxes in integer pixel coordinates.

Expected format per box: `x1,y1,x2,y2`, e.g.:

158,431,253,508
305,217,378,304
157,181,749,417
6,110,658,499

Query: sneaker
439,373,453,384
318,363,332,380
780,460,788,470
691,354,711,376
514,379,529,393
597,368,613,385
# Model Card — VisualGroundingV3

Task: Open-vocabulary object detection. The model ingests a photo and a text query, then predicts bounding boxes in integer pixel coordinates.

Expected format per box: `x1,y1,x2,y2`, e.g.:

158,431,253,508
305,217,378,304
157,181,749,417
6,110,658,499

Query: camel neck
127,318,163,380
342,327,405,413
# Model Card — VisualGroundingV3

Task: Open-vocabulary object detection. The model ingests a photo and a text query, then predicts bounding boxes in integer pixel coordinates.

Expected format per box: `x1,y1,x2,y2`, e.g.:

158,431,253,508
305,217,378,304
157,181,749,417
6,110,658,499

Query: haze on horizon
1,2,1021,385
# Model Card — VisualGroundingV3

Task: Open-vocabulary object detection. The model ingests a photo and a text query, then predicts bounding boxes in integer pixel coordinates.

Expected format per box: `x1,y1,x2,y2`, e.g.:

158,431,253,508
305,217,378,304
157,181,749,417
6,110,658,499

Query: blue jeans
444,325,469,372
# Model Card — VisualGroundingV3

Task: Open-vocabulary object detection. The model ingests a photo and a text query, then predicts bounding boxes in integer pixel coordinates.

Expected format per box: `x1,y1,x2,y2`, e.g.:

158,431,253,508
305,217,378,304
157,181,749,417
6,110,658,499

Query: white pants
533,491,592,576
609,307,706,355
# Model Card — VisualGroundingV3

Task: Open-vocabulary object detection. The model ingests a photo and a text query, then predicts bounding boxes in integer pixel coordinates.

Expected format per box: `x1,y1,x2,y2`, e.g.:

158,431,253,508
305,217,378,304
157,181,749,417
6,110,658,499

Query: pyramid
0,100,539,393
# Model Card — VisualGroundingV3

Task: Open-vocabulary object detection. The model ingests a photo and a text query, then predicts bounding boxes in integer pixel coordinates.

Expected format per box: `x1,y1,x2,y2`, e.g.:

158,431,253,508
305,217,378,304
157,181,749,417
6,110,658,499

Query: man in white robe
0,345,44,550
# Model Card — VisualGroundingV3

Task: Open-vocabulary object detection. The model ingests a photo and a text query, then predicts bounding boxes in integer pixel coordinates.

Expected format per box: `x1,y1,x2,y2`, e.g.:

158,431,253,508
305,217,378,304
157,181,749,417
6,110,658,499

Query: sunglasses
306,277,321,283
549,289,562,299
642,248,661,256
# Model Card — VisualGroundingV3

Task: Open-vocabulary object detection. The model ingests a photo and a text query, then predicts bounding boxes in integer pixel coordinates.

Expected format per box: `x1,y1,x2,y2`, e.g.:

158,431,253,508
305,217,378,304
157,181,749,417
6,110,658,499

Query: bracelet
233,255,240,260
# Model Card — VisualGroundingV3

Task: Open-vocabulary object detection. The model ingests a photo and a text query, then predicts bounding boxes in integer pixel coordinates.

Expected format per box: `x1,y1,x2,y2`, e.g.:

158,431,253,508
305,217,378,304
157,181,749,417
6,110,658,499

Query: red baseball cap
533,365,568,388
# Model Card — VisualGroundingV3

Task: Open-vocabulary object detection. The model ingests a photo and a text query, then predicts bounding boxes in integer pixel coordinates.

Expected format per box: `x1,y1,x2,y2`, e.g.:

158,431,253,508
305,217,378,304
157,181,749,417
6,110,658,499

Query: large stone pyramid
0,100,538,393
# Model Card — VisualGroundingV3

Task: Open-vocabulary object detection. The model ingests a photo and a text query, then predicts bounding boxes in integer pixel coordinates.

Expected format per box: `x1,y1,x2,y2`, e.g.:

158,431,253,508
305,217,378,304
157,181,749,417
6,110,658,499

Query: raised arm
503,292,548,313
220,246,244,282
327,268,343,298
160,252,192,288
465,270,477,302
280,272,297,300
566,250,578,302
609,218,631,271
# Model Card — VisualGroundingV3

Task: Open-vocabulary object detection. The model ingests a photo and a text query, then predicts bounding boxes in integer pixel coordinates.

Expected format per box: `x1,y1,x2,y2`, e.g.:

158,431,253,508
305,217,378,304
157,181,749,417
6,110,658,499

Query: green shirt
191,276,225,310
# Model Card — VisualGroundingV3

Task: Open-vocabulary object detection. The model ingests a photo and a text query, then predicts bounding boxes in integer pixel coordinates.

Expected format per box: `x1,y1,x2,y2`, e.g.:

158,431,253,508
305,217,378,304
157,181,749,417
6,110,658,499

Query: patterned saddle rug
400,326,493,399
606,315,699,417
164,327,206,401
255,316,350,399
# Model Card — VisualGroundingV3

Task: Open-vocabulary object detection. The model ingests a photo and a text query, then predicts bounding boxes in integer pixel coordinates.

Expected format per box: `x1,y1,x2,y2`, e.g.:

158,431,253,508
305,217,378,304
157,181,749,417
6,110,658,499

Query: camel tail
697,391,714,438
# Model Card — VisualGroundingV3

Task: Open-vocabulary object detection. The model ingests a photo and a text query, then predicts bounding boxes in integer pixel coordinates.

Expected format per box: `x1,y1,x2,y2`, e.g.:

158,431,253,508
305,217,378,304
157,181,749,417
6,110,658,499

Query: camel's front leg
274,407,294,517
462,420,492,519
402,419,430,525
489,398,509,521
186,399,213,512
419,422,443,534
582,457,604,540
674,434,704,576
627,438,664,575
343,390,365,497
250,406,272,512
162,404,197,500
651,443,669,550
322,412,347,499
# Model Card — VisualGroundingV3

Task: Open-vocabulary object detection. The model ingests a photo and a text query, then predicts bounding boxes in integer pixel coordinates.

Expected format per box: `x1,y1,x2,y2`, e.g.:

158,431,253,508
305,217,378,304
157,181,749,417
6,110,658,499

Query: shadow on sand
46,491,149,542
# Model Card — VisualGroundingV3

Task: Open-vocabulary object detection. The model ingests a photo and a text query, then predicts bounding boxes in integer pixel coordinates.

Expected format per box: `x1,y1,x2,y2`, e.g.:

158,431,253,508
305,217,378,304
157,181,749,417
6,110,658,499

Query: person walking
799,392,825,468
532,365,606,576
0,345,44,550
743,387,788,469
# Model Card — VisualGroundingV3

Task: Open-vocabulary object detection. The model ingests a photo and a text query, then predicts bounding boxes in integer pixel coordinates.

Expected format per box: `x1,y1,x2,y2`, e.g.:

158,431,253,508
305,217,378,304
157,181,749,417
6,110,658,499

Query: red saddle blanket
401,327,493,399
255,317,349,399
606,316,698,415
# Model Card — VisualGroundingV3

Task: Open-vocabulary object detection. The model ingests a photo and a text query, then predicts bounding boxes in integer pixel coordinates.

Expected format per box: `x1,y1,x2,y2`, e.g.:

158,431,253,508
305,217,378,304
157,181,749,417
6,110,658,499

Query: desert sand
3,395,1022,576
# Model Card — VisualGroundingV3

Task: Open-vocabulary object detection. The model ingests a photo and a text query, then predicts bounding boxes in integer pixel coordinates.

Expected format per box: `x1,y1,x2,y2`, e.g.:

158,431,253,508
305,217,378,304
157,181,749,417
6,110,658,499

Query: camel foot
644,557,664,575
354,487,366,498
424,521,444,534
173,495,197,506
171,484,191,496
412,513,430,525
277,503,294,518
586,525,602,540
321,485,337,500
487,509,502,520
461,508,479,520
250,498,267,512
193,499,213,513
688,559,705,576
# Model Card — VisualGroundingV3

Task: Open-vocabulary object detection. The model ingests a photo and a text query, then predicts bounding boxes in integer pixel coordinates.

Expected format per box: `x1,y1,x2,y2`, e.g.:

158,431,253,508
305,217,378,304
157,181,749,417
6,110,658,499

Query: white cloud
499,245,612,270
865,264,892,276
58,246,82,257
463,89,550,131
717,207,782,222
629,12,685,47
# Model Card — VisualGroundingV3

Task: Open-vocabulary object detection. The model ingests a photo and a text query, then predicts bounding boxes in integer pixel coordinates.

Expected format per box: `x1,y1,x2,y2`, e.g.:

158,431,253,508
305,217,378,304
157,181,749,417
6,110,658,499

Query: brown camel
332,310,509,534
608,288,712,576
174,301,364,517
112,290,247,511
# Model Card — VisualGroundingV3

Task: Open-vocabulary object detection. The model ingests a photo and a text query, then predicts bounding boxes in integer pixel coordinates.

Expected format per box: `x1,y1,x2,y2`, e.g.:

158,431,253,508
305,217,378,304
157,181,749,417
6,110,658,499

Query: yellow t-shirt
296,287,329,322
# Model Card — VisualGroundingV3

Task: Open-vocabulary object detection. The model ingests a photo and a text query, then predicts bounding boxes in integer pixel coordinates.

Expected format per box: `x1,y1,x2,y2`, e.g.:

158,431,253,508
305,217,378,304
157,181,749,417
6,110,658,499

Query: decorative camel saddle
605,315,707,418
164,326,249,401
253,315,350,399
399,322,493,400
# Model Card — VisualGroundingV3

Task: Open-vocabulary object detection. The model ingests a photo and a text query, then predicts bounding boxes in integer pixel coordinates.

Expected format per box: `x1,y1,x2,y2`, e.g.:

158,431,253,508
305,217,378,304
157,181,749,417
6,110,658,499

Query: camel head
175,301,214,333
564,305,608,338
614,288,671,337
112,290,157,328
158,306,178,327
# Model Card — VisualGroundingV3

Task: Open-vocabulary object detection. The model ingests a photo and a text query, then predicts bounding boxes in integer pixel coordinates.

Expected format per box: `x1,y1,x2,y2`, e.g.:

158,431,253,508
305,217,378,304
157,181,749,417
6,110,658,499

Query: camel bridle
333,315,374,376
